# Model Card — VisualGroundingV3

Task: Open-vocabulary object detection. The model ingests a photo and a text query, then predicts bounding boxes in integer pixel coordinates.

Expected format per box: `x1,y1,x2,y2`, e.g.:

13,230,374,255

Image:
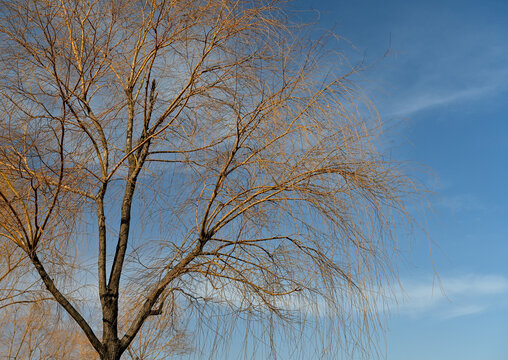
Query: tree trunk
101,292,122,360
101,342,122,360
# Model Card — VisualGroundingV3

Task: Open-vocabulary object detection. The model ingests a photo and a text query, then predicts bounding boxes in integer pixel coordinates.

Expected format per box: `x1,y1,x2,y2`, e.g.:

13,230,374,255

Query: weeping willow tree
0,0,419,359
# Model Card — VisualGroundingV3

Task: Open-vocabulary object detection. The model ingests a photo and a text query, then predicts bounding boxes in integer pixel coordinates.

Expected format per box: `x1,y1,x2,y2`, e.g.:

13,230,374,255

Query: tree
0,0,418,359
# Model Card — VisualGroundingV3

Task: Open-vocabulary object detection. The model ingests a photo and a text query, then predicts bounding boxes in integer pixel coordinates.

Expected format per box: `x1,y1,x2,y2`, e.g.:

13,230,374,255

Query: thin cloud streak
373,19,508,118
391,274,508,319
442,304,486,319
390,85,495,117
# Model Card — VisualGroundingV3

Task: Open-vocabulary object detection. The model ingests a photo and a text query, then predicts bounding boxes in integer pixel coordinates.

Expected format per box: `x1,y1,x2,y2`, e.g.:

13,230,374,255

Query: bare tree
0,0,419,359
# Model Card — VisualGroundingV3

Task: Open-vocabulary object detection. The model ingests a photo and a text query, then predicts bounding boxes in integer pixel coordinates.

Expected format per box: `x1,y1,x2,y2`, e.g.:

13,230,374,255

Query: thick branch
96,196,108,304
29,252,103,356
119,239,206,352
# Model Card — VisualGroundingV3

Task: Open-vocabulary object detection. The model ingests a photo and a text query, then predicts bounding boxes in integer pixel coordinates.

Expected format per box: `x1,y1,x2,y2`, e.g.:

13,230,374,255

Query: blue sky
291,0,508,359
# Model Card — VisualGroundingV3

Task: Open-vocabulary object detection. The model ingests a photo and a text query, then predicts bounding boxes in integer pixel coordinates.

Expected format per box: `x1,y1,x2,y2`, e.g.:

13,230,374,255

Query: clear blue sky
292,0,508,359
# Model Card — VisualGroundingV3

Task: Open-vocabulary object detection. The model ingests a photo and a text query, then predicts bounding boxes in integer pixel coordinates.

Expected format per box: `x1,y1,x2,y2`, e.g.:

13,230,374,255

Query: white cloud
371,19,508,119
390,85,495,117
444,274,508,296
442,304,486,319
187,273,508,322
390,274,508,319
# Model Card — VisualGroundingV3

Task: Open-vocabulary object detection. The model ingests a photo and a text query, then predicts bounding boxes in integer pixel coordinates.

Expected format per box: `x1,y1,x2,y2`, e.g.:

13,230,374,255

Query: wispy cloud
391,274,508,319
442,304,486,319
390,85,495,117
371,14,508,119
